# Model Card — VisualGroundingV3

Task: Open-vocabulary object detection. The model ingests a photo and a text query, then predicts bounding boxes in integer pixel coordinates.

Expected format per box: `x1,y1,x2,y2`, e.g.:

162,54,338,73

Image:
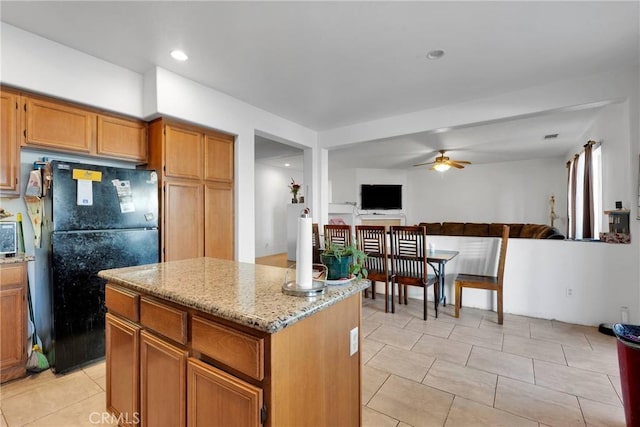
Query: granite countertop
0,254,35,264
98,257,369,334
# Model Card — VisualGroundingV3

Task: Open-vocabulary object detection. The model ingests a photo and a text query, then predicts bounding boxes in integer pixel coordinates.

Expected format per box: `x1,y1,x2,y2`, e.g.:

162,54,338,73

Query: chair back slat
312,223,321,264
324,224,352,248
389,226,428,283
355,225,388,280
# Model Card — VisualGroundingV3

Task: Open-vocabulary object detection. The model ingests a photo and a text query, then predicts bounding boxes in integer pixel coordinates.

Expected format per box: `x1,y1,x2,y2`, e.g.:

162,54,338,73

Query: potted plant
320,240,368,281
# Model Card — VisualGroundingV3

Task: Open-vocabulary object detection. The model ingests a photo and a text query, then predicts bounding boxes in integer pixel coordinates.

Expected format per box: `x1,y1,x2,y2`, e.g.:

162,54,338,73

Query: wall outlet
566,288,573,297
349,327,358,356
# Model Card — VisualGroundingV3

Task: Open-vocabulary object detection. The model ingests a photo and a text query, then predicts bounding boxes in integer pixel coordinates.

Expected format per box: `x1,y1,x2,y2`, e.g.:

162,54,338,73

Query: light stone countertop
98,257,370,334
0,254,35,264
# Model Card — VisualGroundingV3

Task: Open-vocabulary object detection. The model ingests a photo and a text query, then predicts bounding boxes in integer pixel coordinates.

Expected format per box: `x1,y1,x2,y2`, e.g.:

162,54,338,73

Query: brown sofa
418,222,565,239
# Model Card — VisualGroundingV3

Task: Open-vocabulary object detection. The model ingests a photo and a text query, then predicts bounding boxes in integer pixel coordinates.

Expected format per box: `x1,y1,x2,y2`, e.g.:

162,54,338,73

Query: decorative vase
321,254,352,280
291,196,298,203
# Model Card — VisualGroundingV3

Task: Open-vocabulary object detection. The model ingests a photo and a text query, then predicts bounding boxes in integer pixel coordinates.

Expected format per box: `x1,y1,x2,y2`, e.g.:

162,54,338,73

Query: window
567,142,602,240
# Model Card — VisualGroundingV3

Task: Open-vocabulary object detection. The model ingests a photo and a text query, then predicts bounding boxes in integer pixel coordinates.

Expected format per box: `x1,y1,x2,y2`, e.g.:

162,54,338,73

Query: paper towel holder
282,264,327,297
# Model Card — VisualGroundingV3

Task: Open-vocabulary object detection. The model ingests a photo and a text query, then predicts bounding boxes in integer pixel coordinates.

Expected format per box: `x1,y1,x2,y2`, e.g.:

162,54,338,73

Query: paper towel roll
296,215,313,289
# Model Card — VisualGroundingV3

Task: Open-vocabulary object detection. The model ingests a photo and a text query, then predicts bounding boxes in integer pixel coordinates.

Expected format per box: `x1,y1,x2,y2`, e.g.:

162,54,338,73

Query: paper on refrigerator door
77,179,93,206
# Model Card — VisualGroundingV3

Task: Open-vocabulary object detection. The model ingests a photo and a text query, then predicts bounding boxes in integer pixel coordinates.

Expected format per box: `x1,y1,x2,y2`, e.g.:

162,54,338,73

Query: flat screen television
361,184,402,210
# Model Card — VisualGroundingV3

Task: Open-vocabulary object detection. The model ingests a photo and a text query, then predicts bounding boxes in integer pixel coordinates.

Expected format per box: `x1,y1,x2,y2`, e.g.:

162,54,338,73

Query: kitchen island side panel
269,292,362,426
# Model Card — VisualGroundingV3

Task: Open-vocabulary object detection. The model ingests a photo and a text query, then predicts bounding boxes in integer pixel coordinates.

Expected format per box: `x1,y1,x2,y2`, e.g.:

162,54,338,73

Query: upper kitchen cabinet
0,88,21,196
204,131,234,183
23,96,95,153
97,115,147,162
163,123,203,180
20,92,147,163
147,118,235,262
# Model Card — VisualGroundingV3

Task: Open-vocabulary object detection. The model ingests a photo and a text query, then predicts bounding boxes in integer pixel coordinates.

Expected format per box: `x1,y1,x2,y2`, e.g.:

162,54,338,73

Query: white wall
149,67,318,262
0,23,319,264
394,235,638,327
1,24,143,117
254,163,303,258
406,157,567,227
325,65,640,325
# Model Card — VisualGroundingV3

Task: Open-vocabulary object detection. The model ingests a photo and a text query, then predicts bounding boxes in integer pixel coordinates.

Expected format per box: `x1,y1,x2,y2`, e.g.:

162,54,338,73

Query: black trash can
613,323,640,427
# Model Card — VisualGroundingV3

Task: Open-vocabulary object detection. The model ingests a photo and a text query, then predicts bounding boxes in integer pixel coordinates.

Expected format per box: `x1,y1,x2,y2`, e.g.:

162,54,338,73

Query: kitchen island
99,257,368,427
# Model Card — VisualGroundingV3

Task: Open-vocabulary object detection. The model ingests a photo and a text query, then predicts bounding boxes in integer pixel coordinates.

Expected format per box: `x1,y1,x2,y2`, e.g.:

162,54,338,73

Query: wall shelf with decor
600,209,631,243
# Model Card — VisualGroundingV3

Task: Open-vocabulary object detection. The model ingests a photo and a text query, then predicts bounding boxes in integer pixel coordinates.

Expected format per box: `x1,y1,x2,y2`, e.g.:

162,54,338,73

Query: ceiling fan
413,150,471,171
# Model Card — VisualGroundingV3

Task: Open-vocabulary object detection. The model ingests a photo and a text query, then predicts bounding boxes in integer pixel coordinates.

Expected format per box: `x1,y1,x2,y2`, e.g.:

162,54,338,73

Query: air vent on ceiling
544,134,559,140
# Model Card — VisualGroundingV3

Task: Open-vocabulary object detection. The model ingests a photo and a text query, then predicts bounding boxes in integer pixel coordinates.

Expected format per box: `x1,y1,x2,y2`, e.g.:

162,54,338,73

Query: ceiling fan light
433,163,450,172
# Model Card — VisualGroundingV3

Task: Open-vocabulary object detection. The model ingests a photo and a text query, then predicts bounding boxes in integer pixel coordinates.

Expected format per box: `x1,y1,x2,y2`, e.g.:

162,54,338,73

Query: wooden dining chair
324,224,352,248
311,223,321,264
454,225,510,324
355,225,389,307
389,226,437,320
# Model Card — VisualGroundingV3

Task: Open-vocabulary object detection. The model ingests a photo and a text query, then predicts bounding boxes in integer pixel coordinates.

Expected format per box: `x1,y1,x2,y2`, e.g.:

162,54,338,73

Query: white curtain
567,142,601,240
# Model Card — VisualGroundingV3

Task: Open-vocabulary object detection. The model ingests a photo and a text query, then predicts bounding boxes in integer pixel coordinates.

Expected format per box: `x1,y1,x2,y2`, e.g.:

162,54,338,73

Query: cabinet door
97,115,147,162
165,124,202,180
187,358,263,427
204,183,234,260
203,132,234,183
23,96,95,153
106,313,140,427
140,331,187,427
0,90,20,195
164,181,204,261
0,263,26,383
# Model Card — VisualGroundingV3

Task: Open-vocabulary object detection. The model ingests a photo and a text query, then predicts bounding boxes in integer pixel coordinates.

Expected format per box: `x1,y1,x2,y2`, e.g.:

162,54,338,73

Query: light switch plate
350,327,358,356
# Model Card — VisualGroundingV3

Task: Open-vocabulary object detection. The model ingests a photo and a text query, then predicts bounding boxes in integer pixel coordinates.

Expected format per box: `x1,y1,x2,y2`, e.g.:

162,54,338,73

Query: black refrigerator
47,160,159,373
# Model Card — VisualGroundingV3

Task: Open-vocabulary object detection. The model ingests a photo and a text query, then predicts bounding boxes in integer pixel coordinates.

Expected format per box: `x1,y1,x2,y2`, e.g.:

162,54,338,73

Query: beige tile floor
362,294,627,427
0,293,627,426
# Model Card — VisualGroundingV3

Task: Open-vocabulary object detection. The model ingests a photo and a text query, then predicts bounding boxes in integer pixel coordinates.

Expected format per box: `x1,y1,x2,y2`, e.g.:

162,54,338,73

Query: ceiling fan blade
413,161,435,167
447,161,465,169
453,160,471,164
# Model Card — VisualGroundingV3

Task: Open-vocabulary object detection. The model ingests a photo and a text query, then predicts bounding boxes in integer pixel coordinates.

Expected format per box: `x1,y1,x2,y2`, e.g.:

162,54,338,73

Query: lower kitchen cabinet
187,357,263,427
104,282,361,427
140,331,187,427
105,313,140,427
0,262,27,383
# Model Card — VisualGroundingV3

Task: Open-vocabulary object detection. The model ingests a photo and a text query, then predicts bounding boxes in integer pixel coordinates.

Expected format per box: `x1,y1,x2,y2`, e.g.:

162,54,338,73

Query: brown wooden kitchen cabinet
204,182,233,260
20,92,147,163
97,115,147,162
148,118,235,261
0,262,28,383
23,95,95,153
103,279,362,427
140,331,188,427
106,313,140,427
164,180,204,261
187,357,263,427
0,89,21,196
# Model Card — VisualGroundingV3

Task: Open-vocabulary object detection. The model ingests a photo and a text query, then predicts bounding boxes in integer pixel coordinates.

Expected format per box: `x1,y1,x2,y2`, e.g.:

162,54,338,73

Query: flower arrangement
289,178,301,200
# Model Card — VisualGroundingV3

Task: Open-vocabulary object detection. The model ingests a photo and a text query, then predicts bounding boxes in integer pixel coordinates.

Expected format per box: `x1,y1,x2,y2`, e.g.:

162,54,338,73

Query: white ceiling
2,1,638,170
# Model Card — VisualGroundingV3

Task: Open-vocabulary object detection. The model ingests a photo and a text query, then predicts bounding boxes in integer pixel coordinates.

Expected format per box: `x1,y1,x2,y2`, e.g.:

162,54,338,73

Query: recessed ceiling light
170,50,188,61
426,49,445,60
284,163,290,167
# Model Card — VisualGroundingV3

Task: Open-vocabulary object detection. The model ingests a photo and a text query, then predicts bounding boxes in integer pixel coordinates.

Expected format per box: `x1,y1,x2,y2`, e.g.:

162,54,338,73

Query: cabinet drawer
191,316,264,381
0,264,25,288
105,285,139,322
140,297,187,345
